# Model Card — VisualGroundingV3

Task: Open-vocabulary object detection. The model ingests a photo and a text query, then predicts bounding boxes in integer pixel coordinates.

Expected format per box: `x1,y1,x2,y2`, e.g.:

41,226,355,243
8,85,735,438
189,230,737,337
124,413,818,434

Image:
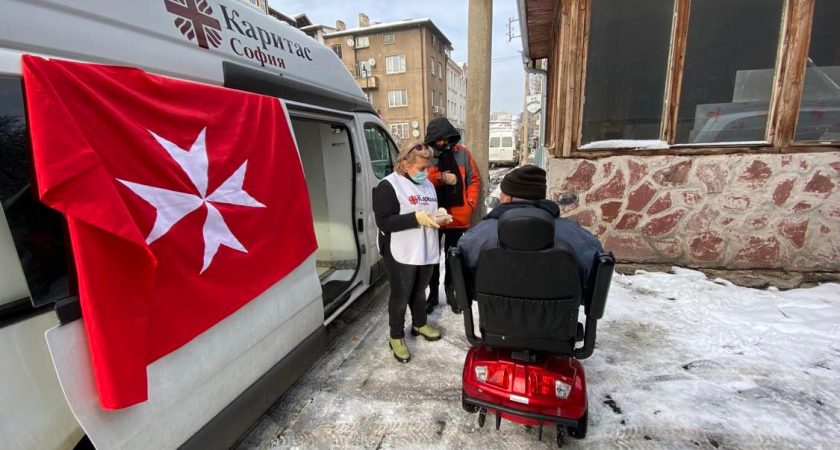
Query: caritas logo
407,195,435,206
165,0,222,49
163,0,316,72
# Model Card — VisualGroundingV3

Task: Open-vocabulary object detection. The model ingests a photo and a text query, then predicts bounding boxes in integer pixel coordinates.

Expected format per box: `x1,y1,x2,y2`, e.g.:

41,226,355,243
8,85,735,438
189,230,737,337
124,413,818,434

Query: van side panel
0,312,83,450
0,0,365,101
0,207,28,303
45,256,323,449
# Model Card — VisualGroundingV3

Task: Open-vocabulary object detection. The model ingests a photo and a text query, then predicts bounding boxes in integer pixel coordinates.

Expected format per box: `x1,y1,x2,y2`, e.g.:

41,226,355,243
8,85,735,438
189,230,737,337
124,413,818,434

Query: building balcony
356,76,378,90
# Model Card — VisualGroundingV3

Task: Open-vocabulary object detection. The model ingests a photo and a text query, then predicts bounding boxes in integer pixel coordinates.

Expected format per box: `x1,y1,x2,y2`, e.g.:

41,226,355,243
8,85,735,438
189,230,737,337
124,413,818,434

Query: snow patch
580,139,670,150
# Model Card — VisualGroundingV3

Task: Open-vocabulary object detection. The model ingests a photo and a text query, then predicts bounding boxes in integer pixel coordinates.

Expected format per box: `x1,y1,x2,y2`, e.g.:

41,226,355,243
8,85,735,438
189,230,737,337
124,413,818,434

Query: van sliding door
289,118,361,316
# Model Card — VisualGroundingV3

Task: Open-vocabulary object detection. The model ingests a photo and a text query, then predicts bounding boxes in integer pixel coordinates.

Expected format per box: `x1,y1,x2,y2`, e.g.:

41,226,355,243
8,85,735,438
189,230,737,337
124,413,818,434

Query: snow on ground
579,140,670,150
237,268,840,449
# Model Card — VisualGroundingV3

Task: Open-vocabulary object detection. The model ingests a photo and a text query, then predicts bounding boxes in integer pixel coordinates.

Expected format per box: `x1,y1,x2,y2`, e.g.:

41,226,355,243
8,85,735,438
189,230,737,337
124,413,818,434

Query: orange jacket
428,144,480,229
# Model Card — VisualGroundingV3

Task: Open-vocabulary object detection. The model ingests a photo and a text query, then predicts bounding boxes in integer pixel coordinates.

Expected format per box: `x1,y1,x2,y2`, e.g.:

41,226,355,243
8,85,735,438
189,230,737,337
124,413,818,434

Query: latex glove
434,207,453,225
441,171,457,185
415,211,440,228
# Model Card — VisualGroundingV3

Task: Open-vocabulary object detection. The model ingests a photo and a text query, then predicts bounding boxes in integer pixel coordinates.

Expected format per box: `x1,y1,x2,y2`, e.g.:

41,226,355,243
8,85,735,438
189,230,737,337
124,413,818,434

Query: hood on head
424,117,461,147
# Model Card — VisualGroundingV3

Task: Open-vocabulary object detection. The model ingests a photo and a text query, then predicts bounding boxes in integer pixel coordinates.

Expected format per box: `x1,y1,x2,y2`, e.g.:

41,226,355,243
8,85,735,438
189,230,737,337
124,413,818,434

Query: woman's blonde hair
395,139,432,175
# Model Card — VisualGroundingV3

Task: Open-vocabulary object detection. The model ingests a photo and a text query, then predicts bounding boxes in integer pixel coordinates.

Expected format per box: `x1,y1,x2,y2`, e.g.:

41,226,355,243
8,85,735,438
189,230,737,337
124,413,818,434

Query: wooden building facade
518,0,840,279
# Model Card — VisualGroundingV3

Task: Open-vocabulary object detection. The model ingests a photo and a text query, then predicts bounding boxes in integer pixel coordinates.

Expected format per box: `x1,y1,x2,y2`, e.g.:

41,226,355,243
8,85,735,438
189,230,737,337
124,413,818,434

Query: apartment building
446,60,468,140
323,14,452,145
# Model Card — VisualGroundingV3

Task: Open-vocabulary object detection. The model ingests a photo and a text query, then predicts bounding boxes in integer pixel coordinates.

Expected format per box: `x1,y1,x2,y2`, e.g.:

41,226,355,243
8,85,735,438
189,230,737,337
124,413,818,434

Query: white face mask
411,170,429,183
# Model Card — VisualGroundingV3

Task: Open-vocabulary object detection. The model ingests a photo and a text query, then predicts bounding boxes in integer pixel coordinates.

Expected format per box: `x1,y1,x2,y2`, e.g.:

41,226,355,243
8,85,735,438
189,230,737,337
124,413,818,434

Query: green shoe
389,338,410,363
411,324,442,341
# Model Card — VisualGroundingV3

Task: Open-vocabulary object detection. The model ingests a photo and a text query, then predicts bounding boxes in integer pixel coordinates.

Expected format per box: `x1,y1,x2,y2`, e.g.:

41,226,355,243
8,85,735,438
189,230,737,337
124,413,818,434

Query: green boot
389,338,410,363
411,324,442,341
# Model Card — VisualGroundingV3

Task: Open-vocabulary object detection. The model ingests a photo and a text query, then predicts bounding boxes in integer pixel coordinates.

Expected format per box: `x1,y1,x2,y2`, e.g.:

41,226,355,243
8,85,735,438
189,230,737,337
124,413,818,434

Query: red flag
22,55,317,409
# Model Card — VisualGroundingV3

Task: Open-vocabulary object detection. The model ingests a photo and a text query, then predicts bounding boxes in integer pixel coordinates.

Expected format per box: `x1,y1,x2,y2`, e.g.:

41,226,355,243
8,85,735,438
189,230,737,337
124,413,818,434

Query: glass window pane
795,0,840,142
365,125,395,179
582,0,674,144
501,137,513,147
0,76,73,307
489,137,500,147
676,0,784,144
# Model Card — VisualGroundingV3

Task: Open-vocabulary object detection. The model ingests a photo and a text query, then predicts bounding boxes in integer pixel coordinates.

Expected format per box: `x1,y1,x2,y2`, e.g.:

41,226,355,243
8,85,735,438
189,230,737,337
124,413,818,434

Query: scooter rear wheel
556,425,566,447
567,410,588,439
477,408,487,428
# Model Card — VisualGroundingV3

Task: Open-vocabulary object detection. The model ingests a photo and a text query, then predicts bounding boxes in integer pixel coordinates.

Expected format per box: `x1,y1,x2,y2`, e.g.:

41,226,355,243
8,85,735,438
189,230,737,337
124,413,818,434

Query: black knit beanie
500,165,547,200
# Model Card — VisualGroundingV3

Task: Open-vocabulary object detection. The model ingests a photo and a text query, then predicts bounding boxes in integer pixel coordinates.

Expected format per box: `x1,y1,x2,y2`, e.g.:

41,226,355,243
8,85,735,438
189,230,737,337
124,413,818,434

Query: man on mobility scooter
449,165,614,447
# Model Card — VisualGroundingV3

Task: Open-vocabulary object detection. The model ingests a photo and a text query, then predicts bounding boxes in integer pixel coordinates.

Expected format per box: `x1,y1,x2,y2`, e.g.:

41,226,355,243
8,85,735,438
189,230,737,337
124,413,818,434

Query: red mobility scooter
449,207,614,447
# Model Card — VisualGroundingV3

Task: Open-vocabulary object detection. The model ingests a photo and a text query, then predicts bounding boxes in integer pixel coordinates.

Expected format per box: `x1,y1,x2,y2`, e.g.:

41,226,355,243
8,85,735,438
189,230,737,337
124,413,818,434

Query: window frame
355,36,370,49
389,122,410,142
385,55,406,74
330,44,342,59
388,89,408,108
383,33,395,44
552,0,836,158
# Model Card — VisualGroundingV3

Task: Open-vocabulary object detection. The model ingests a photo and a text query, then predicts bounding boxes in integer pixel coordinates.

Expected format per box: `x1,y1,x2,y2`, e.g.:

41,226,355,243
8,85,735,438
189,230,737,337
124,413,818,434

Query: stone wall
548,152,840,272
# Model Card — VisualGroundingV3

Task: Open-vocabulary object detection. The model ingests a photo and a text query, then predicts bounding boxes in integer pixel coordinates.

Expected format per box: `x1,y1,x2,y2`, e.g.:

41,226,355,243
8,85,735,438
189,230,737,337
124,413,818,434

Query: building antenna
506,17,520,42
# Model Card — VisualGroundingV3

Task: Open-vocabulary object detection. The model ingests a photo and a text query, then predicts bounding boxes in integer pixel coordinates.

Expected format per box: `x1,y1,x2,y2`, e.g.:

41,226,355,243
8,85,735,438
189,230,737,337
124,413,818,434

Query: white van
488,128,518,166
0,1,399,448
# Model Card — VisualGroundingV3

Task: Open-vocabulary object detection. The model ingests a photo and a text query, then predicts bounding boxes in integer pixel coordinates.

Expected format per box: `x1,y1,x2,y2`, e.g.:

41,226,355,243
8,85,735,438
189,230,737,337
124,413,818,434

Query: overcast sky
268,0,526,114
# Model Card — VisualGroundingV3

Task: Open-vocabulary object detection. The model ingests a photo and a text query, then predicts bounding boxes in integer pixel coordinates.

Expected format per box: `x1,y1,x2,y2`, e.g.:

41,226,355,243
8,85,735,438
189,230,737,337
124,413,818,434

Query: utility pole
466,0,492,223
520,73,530,166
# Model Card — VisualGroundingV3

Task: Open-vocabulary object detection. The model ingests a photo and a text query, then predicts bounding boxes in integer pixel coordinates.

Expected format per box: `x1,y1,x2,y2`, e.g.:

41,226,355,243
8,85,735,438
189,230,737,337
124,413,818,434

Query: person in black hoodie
456,165,604,293
423,118,480,314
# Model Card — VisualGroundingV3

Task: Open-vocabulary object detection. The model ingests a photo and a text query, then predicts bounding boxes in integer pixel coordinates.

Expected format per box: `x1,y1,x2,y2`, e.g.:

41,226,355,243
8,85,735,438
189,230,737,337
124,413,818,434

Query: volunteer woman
373,140,451,363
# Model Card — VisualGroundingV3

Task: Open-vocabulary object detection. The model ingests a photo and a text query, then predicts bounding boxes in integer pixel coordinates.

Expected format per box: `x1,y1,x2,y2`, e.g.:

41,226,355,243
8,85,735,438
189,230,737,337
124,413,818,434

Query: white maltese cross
118,128,265,273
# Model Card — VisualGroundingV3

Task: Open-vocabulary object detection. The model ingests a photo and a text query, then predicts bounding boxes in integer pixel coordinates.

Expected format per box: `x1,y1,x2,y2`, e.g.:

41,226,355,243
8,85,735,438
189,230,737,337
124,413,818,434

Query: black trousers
385,249,434,339
429,228,465,291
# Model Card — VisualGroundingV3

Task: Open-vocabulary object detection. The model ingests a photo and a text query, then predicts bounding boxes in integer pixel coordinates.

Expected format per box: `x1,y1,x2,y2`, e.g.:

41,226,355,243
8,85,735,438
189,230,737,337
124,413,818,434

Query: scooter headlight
555,380,572,399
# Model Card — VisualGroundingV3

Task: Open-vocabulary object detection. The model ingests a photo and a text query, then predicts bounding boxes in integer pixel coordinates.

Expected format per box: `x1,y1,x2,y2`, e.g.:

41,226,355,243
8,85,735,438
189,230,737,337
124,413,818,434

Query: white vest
383,172,440,266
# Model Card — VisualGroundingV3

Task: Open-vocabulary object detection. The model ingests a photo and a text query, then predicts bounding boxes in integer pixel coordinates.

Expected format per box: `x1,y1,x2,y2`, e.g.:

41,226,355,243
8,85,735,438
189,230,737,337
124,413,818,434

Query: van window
364,125,397,179
489,137,501,147
0,76,74,308
501,137,514,147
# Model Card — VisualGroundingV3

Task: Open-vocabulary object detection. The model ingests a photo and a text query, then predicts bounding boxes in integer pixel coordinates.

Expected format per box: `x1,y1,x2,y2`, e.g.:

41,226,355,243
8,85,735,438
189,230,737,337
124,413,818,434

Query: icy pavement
236,268,840,449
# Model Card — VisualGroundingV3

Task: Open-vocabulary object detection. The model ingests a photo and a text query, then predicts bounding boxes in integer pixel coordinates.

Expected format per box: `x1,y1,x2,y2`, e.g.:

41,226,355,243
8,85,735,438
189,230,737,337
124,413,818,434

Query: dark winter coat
456,200,604,294
424,118,479,229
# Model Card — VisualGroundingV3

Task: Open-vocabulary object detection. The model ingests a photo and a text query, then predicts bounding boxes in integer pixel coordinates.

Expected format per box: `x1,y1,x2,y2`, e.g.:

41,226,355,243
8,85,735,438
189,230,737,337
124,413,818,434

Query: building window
331,44,342,58
438,62,443,79
355,36,369,48
385,55,406,74
430,57,436,75
795,0,840,142
388,90,408,108
356,60,372,78
676,0,785,144
389,123,409,142
383,33,395,44
582,0,674,144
